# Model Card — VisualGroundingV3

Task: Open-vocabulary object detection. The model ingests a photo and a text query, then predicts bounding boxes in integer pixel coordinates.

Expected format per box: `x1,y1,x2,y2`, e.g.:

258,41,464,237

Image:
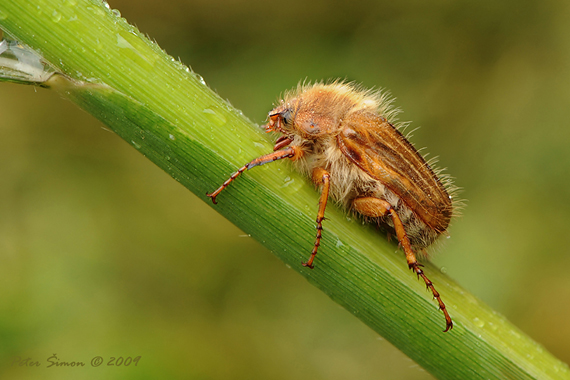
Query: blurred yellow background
1,0,570,379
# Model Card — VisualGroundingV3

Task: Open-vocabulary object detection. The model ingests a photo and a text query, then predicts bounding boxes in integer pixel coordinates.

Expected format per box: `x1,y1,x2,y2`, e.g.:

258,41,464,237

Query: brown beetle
207,81,459,332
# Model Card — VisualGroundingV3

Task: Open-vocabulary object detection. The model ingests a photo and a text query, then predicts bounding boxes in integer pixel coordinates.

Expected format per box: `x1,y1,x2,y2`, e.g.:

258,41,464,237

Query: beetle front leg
207,146,303,204
303,167,331,269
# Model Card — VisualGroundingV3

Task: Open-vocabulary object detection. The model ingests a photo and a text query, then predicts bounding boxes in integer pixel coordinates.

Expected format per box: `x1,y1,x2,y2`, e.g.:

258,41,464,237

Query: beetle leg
273,136,293,151
352,197,453,332
302,167,331,269
206,146,303,204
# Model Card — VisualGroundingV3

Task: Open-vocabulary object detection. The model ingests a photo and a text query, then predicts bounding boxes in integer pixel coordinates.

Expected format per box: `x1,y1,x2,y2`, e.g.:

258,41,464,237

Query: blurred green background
1,0,570,379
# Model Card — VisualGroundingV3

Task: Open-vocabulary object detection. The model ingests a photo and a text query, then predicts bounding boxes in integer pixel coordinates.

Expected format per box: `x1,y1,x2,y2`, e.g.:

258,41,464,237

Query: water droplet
112,9,121,17
0,10,8,20
202,107,227,126
281,176,294,188
195,74,206,85
131,140,141,149
509,329,521,339
336,239,344,248
440,266,447,274
473,317,485,328
169,134,175,141
116,34,133,49
51,10,61,22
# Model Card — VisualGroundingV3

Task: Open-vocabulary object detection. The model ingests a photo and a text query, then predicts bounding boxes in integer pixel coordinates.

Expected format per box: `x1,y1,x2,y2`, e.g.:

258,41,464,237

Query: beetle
207,81,459,331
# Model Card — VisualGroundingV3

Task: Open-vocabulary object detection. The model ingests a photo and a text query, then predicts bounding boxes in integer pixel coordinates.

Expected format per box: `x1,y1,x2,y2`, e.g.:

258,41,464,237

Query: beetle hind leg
352,197,453,332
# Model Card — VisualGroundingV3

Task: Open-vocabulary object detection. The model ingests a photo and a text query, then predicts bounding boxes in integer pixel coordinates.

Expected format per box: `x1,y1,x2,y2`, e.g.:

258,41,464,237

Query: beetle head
265,95,340,140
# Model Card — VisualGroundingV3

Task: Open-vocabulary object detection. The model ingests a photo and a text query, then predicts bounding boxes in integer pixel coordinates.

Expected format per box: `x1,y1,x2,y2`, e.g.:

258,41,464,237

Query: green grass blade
0,1,569,379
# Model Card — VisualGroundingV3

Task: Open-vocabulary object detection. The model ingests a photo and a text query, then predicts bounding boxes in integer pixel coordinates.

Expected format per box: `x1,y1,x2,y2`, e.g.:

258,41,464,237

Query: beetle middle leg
352,197,453,332
302,167,331,269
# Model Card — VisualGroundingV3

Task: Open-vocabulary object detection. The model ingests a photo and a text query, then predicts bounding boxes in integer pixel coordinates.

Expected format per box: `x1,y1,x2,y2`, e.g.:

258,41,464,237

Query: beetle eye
280,109,292,125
